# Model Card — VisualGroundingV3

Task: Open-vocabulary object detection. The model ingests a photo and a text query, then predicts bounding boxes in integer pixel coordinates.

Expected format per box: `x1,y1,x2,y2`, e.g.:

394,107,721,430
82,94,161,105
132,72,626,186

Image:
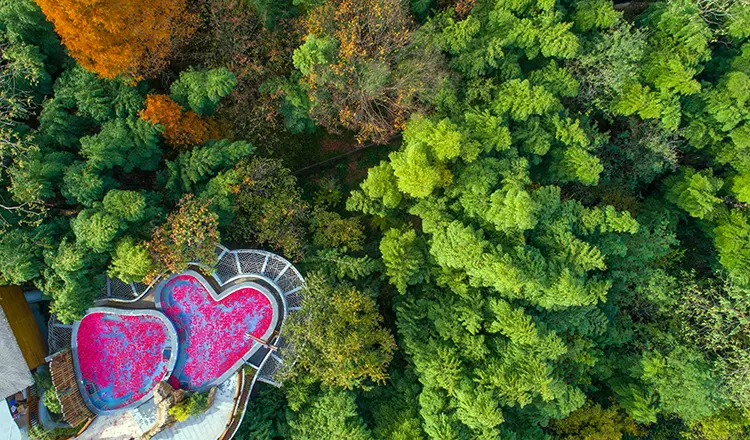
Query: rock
139,381,188,440
152,382,173,406
205,387,217,409
139,382,217,440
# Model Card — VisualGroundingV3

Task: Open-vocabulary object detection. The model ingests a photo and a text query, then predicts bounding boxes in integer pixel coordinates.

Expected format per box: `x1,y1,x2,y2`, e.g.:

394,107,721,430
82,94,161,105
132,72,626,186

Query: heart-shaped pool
155,271,279,391
73,308,178,412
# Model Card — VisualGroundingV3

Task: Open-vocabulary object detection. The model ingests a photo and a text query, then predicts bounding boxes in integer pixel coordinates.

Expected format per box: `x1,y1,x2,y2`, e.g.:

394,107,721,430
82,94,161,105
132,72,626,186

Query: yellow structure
0,286,48,370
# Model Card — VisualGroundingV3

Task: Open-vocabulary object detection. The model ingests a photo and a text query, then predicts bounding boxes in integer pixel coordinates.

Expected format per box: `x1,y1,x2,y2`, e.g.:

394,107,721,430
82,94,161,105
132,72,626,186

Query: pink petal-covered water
159,275,273,390
76,312,170,411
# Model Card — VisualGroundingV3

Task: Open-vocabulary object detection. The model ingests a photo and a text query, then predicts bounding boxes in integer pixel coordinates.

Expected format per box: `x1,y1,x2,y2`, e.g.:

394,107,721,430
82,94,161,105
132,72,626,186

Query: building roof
0,286,48,370
0,306,34,399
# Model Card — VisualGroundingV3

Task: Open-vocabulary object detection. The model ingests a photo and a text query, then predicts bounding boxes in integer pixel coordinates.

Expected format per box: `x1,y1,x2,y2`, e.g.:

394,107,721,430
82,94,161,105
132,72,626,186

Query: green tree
379,227,428,294
52,65,146,123
108,237,154,283
676,275,750,407
102,190,147,223
615,0,711,130
731,171,750,204
358,369,427,440
612,382,659,425
665,168,724,220
1,38,52,122
346,161,403,216
289,386,373,440
163,139,254,195
0,0,65,65
291,35,337,77
61,162,115,207
242,0,298,30
571,0,620,32
35,98,92,148
713,211,750,285
41,240,106,323
553,146,605,186
284,272,396,389
71,209,122,253
308,208,365,251
388,116,461,198
230,157,309,261
301,248,382,282
170,67,237,116
6,149,72,204
640,347,724,422
571,22,646,114
0,227,47,285
79,117,162,172
235,387,290,440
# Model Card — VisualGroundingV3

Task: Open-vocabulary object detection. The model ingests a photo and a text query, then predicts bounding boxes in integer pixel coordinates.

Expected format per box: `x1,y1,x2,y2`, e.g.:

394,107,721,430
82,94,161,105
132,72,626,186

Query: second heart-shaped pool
155,271,279,391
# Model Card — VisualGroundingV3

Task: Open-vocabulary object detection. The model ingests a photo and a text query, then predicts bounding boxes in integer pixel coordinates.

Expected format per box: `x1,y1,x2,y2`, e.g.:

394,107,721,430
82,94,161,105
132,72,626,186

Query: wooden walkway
47,350,94,427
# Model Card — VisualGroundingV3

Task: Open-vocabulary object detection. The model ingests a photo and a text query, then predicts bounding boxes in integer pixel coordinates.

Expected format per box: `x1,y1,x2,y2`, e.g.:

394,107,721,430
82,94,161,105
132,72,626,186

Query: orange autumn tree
34,0,196,79
140,94,219,149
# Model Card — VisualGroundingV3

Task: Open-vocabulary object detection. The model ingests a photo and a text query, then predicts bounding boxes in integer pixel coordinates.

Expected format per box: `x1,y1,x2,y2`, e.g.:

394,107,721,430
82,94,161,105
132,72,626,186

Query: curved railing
210,247,305,388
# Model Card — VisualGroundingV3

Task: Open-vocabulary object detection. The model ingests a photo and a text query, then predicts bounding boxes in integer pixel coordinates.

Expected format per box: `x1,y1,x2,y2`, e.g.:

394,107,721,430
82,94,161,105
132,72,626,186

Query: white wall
0,401,24,440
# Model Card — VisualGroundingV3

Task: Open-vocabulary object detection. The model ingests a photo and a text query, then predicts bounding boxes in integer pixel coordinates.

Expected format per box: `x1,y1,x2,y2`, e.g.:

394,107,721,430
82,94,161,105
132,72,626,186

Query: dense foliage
0,0,237,322
2,0,750,438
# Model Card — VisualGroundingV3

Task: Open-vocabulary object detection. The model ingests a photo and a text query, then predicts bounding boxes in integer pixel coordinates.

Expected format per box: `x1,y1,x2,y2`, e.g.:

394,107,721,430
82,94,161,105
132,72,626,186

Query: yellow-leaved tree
34,0,196,79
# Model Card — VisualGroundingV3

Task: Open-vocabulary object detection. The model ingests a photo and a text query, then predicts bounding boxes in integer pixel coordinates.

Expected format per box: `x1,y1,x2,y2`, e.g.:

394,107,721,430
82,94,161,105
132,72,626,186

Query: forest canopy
2,0,750,439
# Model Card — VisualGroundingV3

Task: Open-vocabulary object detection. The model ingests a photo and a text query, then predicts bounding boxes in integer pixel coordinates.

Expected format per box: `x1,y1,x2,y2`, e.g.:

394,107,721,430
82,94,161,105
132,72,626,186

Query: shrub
169,391,210,422
42,388,62,415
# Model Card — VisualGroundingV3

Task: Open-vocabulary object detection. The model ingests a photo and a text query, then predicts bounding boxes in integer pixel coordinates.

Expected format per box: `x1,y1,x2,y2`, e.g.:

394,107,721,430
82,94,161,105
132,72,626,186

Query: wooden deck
48,350,95,427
